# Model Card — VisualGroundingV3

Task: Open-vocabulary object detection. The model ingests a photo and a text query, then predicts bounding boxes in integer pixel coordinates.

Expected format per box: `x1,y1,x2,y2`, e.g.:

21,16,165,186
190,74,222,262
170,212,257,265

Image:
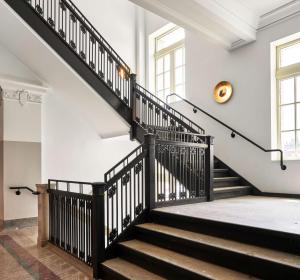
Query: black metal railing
133,84,205,134
167,93,287,170
48,179,93,266
47,134,214,278
155,139,208,206
24,0,132,106
152,127,206,144
103,144,147,248
91,140,152,278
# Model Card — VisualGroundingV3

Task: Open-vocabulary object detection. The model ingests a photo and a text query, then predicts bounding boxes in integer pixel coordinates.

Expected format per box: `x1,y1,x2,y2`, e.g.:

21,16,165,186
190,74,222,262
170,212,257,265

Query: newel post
92,182,106,279
130,73,137,140
145,134,156,210
205,136,214,201
36,184,49,247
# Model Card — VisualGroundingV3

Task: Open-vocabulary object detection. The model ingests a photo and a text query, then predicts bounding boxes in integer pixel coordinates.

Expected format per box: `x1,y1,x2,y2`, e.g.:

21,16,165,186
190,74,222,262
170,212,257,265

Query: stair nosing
214,168,229,172
102,257,166,280
120,239,258,279
214,186,251,192
214,176,240,181
135,223,300,269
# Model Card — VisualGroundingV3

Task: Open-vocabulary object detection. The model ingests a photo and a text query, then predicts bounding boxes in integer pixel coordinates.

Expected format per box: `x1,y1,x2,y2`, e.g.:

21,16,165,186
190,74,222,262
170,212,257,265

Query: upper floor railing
166,93,287,170
21,0,209,132
25,0,132,106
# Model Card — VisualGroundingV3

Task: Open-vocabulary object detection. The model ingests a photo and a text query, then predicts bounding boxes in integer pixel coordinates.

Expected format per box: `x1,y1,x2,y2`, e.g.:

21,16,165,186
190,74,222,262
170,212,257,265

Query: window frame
153,26,185,102
276,38,300,160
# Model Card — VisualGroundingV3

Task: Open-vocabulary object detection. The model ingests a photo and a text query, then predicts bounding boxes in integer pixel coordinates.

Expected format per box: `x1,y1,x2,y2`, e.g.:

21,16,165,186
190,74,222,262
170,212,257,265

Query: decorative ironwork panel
48,180,93,266
104,145,147,248
154,141,206,206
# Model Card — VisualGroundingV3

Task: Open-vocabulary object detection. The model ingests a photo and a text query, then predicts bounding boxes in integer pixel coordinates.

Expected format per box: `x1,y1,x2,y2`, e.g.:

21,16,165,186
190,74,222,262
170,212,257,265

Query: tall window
154,26,185,101
276,39,300,159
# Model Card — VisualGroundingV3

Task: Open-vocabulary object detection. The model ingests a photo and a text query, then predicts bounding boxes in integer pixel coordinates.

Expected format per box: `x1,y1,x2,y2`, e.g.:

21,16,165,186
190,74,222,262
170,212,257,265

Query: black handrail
9,186,40,195
166,93,287,170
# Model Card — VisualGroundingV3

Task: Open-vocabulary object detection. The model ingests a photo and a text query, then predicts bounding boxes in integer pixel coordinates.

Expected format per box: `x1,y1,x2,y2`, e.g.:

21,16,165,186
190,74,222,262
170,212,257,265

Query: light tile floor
0,226,92,280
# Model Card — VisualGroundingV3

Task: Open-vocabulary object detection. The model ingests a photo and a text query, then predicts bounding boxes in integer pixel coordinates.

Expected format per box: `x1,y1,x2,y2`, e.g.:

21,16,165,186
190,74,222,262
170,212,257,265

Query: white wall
3,101,41,143
0,44,42,85
144,10,300,194
73,0,137,72
3,141,41,220
0,43,44,221
42,91,138,183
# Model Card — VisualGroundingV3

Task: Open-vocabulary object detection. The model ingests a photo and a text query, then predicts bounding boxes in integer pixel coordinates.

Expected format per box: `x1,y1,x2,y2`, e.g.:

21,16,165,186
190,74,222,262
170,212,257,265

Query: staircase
5,0,254,201
5,1,297,279
213,158,252,200
102,215,300,279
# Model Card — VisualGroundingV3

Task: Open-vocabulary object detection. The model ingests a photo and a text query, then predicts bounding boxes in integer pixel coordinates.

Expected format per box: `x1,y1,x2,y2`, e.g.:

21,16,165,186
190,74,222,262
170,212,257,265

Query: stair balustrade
23,0,132,106
48,179,93,266
133,84,205,135
46,133,213,278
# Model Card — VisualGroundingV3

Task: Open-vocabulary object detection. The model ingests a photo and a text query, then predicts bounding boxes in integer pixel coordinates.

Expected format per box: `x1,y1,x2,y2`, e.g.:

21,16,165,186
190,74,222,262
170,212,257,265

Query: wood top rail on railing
166,93,287,170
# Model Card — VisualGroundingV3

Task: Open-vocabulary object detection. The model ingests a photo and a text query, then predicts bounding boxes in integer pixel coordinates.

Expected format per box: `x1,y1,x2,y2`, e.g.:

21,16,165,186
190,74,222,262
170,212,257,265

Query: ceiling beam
130,0,258,49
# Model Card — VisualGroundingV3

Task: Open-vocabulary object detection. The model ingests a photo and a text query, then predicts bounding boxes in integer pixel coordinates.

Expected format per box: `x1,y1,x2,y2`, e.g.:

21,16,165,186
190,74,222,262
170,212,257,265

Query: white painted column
135,6,146,85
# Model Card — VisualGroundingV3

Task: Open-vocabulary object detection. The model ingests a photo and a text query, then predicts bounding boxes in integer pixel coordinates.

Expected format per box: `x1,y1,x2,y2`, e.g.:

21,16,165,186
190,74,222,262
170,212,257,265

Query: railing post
205,136,214,201
144,134,156,210
92,182,106,279
36,184,49,247
130,73,137,141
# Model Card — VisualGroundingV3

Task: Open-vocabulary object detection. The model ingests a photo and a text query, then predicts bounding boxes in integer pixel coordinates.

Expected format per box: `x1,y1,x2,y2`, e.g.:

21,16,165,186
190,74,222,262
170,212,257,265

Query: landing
154,196,300,235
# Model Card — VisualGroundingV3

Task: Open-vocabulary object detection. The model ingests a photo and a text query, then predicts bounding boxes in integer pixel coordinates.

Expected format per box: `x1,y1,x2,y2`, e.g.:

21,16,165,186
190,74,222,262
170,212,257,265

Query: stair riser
118,245,210,280
150,211,300,254
214,188,251,199
101,266,130,280
213,162,221,169
214,170,230,178
135,227,300,279
213,180,241,188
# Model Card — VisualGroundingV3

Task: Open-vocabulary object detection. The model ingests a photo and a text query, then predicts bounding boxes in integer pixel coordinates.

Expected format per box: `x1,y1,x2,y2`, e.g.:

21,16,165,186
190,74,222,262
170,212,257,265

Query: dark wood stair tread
119,239,257,280
136,223,300,269
102,257,166,279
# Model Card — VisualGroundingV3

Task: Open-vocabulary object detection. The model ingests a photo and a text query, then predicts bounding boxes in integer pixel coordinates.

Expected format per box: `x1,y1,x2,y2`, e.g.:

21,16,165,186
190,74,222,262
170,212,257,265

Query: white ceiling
238,0,292,16
130,0,299,49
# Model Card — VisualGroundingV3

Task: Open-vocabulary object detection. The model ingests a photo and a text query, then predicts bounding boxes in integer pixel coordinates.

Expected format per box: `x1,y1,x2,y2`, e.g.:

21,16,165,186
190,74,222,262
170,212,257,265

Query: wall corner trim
0,77,49,105
258,1,300,31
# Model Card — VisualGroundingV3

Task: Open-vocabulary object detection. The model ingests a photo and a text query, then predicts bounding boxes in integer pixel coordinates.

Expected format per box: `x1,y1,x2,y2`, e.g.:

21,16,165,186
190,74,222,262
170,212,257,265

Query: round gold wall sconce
214,81,233,104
